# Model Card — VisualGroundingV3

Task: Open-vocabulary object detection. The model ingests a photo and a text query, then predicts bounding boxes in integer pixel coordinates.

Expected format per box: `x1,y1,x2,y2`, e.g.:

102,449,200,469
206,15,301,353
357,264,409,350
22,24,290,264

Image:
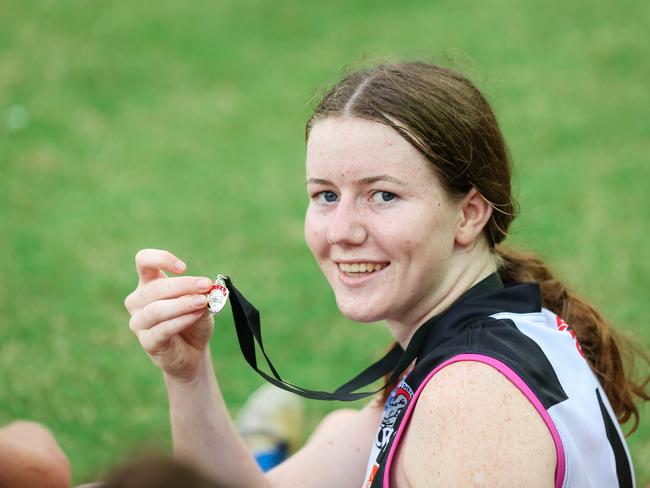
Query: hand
124,249,215,381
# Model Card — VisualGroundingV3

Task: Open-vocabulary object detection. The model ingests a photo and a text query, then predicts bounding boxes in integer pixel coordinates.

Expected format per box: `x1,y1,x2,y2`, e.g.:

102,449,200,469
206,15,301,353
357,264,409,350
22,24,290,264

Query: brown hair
102,455,219,488
306,61,649,433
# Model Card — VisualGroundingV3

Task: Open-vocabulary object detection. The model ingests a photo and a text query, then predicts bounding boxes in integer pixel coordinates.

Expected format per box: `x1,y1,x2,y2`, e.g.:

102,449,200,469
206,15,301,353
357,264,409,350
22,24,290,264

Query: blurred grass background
1,0,648,484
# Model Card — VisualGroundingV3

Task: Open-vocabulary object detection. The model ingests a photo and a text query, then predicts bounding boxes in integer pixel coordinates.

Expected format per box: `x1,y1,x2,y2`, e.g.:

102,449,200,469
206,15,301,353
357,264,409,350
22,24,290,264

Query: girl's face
305,117,464,327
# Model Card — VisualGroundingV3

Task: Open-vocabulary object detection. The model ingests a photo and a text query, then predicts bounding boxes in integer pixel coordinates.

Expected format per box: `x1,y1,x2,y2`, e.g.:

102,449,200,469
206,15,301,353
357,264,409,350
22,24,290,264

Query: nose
326,197,367,246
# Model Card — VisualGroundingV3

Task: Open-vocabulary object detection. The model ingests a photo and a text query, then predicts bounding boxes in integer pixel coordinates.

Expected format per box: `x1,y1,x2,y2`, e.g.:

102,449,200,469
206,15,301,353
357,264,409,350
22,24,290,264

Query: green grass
1,0,648,484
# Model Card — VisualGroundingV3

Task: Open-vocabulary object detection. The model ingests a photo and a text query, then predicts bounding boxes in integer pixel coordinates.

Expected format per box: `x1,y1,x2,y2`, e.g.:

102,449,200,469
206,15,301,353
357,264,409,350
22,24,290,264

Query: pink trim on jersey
382,354,566,488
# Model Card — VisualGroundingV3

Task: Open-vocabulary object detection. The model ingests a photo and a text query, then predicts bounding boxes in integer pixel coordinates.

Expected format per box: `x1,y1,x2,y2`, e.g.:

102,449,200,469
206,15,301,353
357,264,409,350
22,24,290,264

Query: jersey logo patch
375,380,413,450
556,315,585,358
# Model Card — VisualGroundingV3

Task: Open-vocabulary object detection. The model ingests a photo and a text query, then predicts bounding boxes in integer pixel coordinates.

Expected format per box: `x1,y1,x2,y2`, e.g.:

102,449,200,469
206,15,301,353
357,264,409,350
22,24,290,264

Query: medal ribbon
223,276,432,401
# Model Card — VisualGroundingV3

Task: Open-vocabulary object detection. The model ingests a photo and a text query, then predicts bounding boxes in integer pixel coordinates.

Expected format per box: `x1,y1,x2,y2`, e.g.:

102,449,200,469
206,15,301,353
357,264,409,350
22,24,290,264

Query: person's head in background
100,455,219,488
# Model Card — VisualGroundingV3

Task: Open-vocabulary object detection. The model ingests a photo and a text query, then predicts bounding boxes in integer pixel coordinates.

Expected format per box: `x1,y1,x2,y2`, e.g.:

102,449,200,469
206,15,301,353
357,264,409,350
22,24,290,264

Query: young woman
124,62,648,487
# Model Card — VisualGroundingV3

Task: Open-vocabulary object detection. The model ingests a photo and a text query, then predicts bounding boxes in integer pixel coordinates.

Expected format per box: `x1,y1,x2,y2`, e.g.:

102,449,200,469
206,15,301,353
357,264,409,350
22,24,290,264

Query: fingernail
174,260,186,271
196,278,212,290
192,296,207,307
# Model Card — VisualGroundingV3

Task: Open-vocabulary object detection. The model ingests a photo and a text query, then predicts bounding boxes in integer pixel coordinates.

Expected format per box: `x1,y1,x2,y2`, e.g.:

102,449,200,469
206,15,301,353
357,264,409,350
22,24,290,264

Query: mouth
337,262,388,273
336,261,390,277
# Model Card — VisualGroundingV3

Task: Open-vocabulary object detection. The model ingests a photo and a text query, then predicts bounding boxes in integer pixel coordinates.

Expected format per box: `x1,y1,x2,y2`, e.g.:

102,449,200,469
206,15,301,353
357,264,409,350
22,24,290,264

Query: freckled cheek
370,211,428,250
304,213,329,261
379,214,452,265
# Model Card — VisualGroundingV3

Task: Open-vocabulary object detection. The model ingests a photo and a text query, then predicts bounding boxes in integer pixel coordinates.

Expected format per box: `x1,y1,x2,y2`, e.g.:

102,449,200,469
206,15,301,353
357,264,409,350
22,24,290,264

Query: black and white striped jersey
363,273,635,488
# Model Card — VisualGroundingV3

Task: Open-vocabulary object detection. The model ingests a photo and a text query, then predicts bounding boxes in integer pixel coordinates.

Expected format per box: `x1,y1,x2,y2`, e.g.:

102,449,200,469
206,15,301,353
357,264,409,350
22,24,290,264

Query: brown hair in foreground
102,455,219,488
307,61,649,434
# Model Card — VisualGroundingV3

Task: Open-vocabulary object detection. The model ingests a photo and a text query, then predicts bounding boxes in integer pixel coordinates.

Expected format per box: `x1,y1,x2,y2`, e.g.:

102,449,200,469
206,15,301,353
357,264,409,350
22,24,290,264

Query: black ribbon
223,276,432,401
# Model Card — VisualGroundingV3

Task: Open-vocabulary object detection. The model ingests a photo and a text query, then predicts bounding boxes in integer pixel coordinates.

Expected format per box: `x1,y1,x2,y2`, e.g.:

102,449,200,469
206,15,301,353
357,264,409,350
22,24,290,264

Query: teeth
338,263,386,273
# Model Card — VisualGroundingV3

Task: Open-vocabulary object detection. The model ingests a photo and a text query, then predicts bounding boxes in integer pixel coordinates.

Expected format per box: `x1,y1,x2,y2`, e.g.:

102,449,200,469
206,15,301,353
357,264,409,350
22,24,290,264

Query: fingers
136,310,208,355
125,275,213,312
145,275,214,303
135,249,186,284
129,294,208,333
127,249,215,377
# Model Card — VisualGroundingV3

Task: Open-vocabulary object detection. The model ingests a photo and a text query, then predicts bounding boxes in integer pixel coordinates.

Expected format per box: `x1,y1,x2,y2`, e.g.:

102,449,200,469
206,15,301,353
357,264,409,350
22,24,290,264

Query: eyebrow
306,175,407,186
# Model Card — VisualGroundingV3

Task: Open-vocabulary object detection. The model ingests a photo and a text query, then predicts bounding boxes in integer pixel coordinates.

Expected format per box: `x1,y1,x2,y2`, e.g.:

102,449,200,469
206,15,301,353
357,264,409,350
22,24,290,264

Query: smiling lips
337,262,389,273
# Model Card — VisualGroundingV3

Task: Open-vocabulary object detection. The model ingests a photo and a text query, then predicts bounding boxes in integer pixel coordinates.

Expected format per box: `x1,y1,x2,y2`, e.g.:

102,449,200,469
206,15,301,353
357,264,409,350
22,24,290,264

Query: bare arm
167,350,382,488
125,249,268,487
165,350,268,488
125,249,382,488
267,402,382,487
395,362,556,487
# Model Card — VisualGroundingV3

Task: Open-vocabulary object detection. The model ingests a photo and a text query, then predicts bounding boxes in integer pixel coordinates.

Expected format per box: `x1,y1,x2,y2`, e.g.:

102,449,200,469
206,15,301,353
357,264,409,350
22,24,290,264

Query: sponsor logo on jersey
375,379,413,450
556,315,585,358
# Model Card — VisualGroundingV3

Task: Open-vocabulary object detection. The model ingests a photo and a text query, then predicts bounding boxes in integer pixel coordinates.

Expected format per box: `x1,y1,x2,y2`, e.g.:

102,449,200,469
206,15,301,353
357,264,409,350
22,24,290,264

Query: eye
371,191,397,203
314,191,338,203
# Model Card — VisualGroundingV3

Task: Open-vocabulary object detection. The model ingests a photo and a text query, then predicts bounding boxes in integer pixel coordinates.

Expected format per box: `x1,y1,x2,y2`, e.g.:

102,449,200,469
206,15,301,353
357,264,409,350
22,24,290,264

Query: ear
455,188,493,247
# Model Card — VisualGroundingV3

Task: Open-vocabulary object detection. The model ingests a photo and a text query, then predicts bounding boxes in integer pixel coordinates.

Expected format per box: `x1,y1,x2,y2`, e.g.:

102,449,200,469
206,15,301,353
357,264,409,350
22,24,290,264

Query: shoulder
395,361,556,487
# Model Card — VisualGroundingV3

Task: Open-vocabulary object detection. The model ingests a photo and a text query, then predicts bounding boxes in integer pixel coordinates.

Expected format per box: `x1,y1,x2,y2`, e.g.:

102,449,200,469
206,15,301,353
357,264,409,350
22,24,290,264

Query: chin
336,298,386,323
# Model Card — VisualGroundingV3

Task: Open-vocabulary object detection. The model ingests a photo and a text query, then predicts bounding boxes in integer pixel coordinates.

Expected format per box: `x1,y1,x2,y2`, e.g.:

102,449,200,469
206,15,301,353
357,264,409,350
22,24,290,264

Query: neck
386,243,498,349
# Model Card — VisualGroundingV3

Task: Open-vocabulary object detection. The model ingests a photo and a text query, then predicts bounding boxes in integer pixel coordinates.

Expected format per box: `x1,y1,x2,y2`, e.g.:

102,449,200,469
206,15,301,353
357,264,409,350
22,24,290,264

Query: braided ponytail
497,245,650,434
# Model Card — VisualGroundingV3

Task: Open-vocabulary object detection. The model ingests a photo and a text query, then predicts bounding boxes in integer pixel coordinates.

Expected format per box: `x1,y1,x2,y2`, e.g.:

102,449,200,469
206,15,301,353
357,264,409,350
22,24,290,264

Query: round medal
207,274,229,315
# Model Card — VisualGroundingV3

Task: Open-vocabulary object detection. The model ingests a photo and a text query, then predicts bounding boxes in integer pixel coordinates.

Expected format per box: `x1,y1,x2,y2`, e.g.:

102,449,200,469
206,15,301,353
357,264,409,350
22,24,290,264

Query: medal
207,274,229,315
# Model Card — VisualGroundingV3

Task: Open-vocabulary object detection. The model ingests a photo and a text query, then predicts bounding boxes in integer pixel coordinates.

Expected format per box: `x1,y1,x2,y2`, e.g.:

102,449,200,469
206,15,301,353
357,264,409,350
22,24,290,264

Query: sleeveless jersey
362,274,635,488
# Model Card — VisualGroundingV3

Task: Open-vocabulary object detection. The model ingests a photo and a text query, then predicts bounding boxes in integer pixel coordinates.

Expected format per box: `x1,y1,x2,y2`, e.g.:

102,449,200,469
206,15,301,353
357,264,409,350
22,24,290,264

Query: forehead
306,117,434,182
